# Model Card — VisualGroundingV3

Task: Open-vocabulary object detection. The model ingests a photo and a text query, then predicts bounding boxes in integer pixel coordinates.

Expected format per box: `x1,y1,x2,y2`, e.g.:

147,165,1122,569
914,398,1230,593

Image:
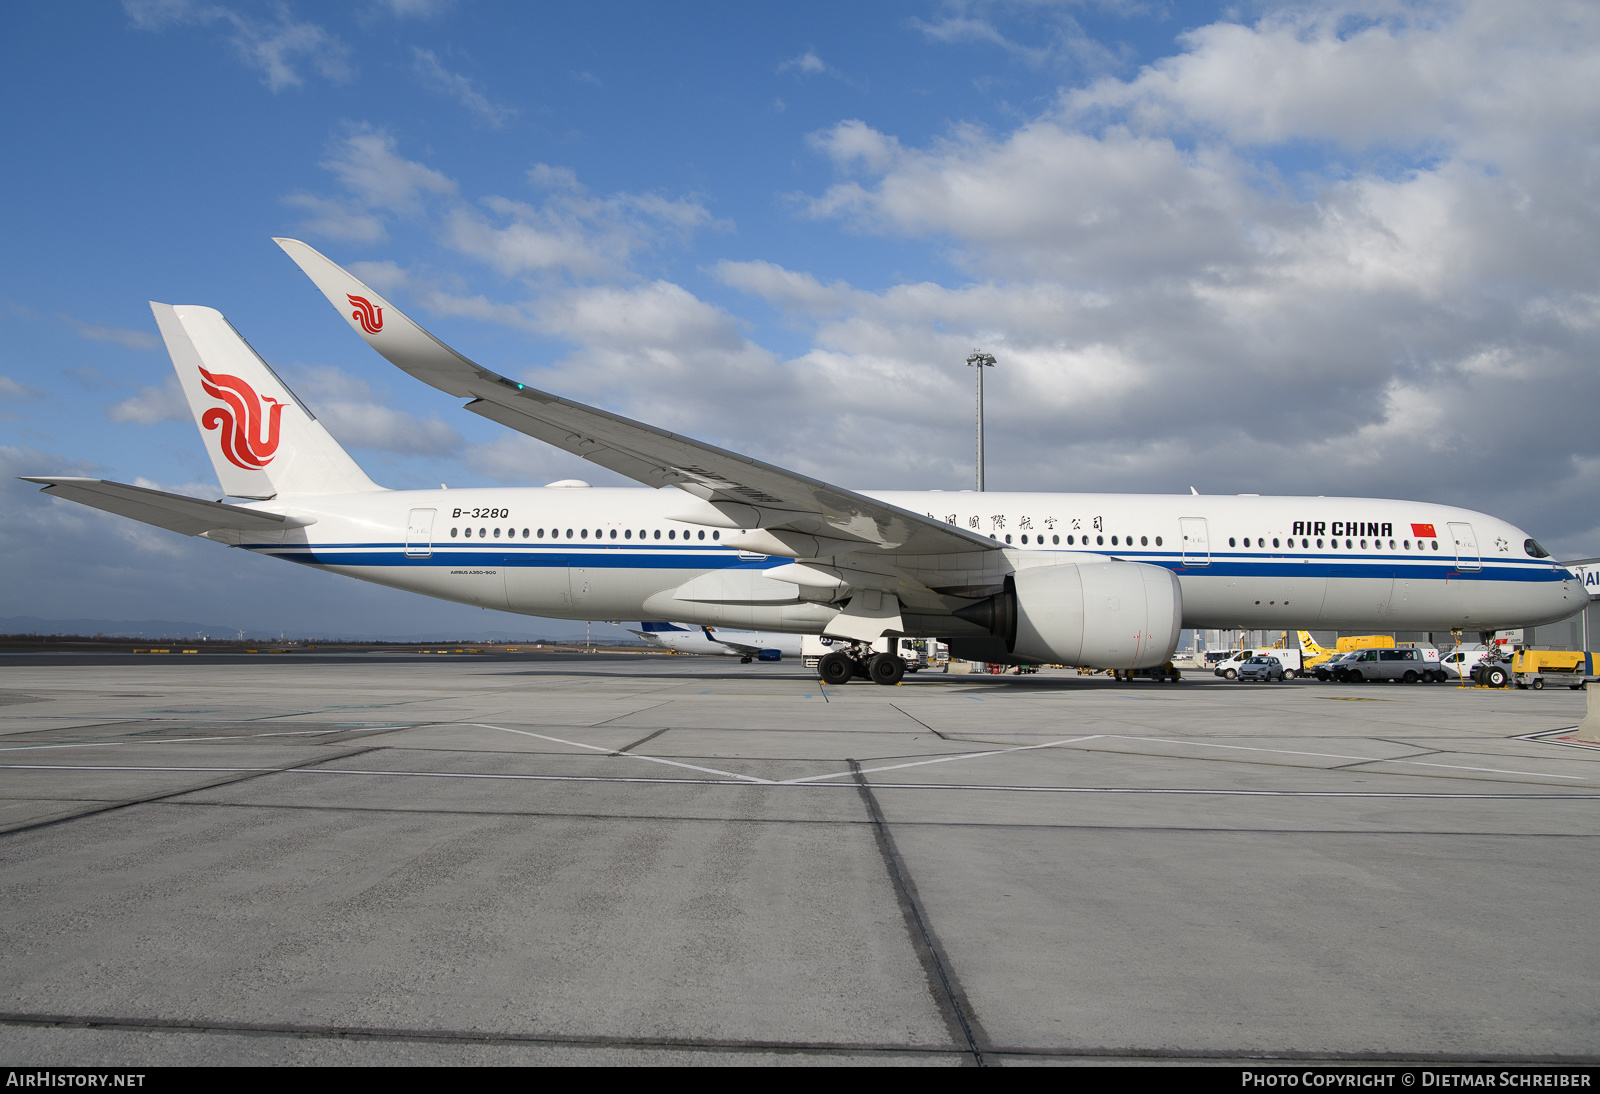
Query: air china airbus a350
24,240,1586,685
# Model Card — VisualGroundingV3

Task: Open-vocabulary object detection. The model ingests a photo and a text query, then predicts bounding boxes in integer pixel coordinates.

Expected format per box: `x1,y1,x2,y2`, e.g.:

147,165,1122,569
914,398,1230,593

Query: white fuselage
213,487,1584,634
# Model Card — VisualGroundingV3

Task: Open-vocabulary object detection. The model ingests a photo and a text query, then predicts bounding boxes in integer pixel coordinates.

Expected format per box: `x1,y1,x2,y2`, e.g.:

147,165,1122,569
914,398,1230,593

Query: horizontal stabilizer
20,477,312,537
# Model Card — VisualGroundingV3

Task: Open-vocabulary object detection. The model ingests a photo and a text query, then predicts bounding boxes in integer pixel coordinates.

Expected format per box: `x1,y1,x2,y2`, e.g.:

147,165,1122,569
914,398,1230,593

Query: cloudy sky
3,0,1599,637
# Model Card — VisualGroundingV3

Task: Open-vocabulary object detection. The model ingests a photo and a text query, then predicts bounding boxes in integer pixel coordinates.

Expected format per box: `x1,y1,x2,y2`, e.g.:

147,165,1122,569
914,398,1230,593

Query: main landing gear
818,647,905,686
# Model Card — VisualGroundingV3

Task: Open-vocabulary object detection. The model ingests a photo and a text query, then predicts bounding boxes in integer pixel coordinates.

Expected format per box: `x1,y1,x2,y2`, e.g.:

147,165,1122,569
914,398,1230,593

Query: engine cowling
954,560,1183,669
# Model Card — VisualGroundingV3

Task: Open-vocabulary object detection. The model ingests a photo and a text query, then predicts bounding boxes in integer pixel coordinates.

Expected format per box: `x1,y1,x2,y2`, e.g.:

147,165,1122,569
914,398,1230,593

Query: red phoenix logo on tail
199,367,284,470
347,294,383,335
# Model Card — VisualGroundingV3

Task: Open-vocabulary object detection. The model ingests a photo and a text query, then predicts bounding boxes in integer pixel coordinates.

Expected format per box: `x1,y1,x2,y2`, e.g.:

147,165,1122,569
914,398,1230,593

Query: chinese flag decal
1411,523,1437,539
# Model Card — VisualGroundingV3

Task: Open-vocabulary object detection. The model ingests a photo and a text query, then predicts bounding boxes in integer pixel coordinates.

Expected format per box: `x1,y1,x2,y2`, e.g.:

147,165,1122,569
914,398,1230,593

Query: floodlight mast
966,352,996,491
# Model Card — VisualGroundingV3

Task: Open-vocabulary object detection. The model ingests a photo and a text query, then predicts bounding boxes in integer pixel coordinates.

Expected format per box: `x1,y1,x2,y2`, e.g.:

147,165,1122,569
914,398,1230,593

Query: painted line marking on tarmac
0,765,277,773
466,723,774,784
1112,735,1592,782
0,728,397,752
3,764,1596,800
779,736,1103,785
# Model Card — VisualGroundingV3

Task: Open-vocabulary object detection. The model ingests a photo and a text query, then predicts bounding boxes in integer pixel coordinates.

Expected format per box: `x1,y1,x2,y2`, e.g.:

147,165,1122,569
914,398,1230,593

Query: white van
1214,647,1303,679
1441,646,1493,681
1336,646,1444,683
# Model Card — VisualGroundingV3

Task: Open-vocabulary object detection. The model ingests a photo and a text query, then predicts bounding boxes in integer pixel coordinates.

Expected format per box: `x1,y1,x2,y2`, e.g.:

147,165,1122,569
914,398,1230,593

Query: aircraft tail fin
152,303,382,499
638,621,689,632
1297,630,1329,657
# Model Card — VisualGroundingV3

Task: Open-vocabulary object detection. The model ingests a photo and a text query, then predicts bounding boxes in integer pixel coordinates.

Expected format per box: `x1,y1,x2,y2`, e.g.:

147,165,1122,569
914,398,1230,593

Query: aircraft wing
20,478,311,537
274,238,997,556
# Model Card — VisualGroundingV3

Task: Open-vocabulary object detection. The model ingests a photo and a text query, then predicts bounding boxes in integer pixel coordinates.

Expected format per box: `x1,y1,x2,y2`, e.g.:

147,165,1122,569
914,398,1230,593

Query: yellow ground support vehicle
1511,650,1594,690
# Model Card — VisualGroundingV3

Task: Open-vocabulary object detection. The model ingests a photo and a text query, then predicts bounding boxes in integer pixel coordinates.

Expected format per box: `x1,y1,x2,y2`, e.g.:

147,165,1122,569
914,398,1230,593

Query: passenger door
1448,522,1481,571
405,508,435,558
1179,518,1210,567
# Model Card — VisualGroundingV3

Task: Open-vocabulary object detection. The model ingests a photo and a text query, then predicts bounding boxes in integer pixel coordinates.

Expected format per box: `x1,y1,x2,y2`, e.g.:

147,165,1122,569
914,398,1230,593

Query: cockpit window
1524,538,1550,558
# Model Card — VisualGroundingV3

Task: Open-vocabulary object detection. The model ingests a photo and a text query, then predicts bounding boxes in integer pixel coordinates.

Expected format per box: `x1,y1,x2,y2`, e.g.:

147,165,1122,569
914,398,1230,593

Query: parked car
1317,651,1361,681
1237,655,1287,683
1214,647,1303,680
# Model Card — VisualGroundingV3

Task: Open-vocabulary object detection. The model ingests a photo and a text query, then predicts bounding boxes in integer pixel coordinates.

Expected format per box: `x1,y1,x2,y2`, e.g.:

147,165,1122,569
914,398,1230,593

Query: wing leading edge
273,238,996,557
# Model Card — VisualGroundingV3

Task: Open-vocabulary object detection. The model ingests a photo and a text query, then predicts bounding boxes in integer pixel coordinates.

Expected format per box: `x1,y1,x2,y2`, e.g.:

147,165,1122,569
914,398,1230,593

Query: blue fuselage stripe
247,543,1566,583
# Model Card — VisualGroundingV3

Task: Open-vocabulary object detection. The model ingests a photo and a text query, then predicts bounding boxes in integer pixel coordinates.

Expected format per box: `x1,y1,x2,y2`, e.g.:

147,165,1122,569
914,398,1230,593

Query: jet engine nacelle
955,560,1183,669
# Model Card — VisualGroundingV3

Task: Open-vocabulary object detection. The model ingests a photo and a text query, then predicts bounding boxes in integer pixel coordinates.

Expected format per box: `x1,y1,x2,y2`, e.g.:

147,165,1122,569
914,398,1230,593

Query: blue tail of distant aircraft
638,621,689,632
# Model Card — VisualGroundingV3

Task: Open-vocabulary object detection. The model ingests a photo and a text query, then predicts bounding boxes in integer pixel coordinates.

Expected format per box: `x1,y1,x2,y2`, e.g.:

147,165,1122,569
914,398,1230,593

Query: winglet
272,238,484,399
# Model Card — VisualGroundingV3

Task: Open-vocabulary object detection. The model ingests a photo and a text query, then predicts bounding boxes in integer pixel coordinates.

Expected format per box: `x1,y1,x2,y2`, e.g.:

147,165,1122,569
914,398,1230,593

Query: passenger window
1111,535,1118,546
494,527,502,538
1141,536,1148,546
1388,539,1396,549
625,529,632,539
1272,538,1279,548
566,528,574,538
1403,540,1410,550
1431,540,1439,550
669,530,676,539
1155,536,1162,546
1096,535,1104,546
713,531,720,540
1360,539,1367,549
1346,539,1353,549
610,529,617,539
522,528,529,538
698,530,705,540
479,527,487,538
450,527,459,538
537,528,545,538
654,530,661,540
1067,535,1074,545
1005,534,1013,544
1053,535,1060,544
1229,538,1236,547
1316,538,1323,548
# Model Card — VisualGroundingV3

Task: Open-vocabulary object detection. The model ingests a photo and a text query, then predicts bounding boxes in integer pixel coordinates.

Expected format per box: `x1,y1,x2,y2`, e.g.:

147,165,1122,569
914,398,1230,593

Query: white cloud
909,2,1127,73
413,48,518,129
779,50,828,76
370,0,453,16
777,48,865,89
110,376,188,425
0,376,46,400
282,193,387,243
123,0,352,92
441,168,717,280
288,131,719,284
283,366,464,457
322,128,457,214
287,129,457,243
67,318,160,351
730,0,1600,551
